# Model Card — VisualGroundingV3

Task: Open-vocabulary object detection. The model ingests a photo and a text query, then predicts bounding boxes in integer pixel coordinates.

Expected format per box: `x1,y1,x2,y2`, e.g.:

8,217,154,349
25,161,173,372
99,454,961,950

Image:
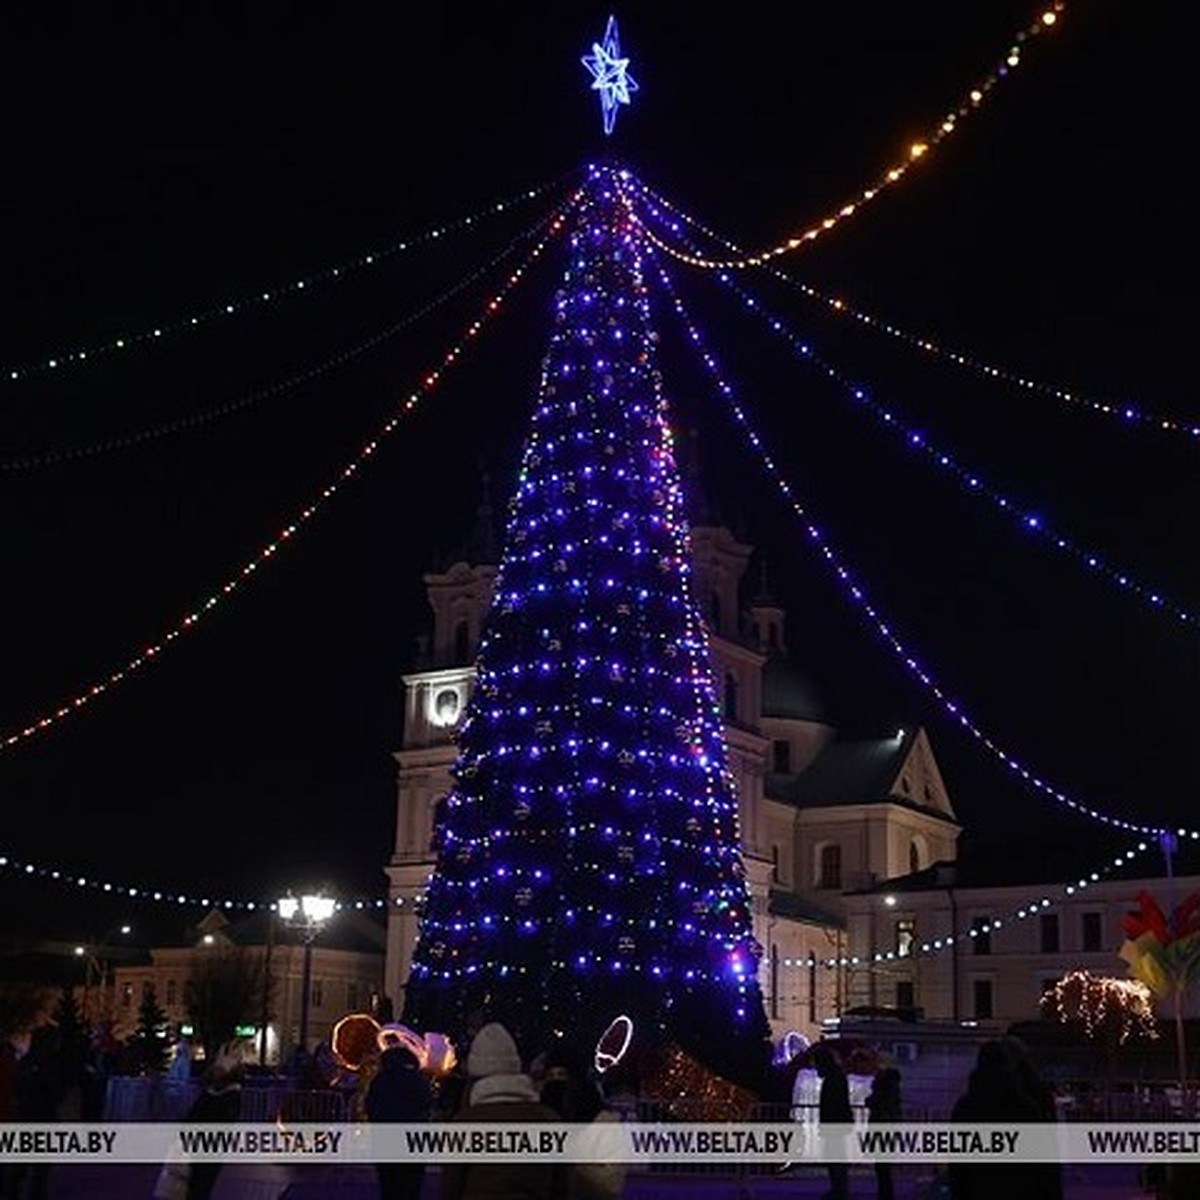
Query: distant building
840,863,1200,1029
384,479,1197,1051
109,908,385,1063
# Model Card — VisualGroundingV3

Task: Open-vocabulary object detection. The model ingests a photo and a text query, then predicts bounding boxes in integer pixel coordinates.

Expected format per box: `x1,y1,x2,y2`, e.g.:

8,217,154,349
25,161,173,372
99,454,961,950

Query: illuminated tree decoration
402,162,771,1091
594,1014,634,1074
581,16,638,136
1042,970,1158,1048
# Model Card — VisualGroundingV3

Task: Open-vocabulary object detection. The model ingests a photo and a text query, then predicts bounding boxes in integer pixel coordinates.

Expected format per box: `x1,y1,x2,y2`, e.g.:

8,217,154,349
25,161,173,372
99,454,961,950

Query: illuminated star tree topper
582,15,638,136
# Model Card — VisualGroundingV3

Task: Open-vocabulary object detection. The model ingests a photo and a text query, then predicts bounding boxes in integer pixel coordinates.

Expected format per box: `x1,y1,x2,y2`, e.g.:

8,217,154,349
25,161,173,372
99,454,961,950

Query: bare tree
185,947,270,1064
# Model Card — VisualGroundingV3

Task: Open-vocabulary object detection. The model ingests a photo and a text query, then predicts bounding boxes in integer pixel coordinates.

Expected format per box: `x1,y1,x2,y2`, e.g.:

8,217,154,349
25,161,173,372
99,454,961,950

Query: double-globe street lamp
277,893,335,1057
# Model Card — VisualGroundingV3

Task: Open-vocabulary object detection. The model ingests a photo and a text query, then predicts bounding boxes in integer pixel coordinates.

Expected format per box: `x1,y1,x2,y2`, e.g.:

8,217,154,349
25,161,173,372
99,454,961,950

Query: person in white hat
439,1022,566,1200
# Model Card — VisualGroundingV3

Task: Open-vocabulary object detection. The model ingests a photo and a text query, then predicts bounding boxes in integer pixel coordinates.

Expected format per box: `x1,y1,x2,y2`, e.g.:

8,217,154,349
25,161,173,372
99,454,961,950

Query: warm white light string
2,174,570,385
0,198,577,755
627,186,1198,632
636,5,1065,271
0,215,551,473
638,218,1176,840
636,178,1200,443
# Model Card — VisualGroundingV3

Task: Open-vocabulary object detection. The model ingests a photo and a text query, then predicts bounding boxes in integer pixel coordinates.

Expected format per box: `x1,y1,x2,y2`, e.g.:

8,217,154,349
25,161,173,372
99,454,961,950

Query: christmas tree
403,163,771,1090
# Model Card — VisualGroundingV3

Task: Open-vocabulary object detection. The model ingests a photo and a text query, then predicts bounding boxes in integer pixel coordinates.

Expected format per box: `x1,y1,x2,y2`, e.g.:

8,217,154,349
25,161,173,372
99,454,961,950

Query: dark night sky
1,2,1194,943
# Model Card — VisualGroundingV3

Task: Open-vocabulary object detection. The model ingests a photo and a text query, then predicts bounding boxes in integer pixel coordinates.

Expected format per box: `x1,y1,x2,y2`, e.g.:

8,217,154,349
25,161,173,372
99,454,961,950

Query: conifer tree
131,984,170,1074
404,164,771,1089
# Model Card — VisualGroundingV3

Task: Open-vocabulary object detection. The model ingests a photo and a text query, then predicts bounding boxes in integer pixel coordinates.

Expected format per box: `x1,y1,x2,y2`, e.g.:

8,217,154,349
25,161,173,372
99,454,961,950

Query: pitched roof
769,729,916,808
767,889,846,928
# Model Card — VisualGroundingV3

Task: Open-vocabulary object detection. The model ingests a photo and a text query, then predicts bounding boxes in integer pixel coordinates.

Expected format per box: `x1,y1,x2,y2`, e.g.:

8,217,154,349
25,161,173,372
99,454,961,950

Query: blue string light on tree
401,164,771,1093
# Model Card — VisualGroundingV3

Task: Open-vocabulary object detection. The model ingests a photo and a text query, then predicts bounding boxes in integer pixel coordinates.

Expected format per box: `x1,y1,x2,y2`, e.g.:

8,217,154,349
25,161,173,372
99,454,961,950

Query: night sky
1,2,1193,944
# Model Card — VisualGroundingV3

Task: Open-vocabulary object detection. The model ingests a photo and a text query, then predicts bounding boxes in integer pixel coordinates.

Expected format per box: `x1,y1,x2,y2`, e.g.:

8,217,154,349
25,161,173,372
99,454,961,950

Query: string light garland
627,189,1199,632
0,847,393,913
0,216,558,473
780,839,1155,974
639,5,1065,271
635,179,1200,443
2,176,568,385
0,199,578,755
638,216,1180,841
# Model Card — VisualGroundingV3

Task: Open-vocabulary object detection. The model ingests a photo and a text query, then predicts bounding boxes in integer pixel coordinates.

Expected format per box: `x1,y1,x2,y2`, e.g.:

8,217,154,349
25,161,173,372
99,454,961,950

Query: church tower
382,485,498,1013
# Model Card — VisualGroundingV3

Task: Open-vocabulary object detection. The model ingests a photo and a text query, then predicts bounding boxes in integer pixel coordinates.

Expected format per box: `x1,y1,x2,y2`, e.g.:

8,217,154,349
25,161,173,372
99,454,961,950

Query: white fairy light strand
627,189,1198,632
783,838,1158,973
0,215,550,472
639,225,1176,840
635,177,1200,443
2,175,569,384
638,5,1065,271
0,848,399,913
0,198,577,754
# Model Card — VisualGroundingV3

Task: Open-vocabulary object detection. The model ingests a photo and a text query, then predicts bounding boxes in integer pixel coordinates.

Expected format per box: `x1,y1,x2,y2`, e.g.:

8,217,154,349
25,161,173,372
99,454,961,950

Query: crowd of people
8,1008,1199,1200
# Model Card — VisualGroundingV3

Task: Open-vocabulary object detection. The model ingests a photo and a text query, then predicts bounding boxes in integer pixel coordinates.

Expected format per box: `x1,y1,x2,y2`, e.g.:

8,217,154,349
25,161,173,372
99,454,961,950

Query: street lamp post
74,923,132,1025
277,893,335,1058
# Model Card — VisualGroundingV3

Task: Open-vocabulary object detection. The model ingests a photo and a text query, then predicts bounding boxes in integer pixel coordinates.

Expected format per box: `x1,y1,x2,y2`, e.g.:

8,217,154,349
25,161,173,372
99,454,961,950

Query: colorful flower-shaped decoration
1118,890,1200,998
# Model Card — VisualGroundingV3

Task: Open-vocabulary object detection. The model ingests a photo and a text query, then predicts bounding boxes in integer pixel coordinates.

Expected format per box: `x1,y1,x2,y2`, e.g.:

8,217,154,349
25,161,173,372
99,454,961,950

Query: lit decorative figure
594,1014,634,1074
581,16,638,135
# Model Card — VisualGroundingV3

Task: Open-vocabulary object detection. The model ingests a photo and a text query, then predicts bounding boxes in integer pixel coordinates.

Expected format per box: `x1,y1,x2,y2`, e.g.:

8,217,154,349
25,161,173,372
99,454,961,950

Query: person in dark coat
11,1025,65,1200
184,1042,245,1200
365,1045,433,1200
948,1039,1044,1200
1000,1037,1063,1200
813,1043,852,1200
865,1066,902,1200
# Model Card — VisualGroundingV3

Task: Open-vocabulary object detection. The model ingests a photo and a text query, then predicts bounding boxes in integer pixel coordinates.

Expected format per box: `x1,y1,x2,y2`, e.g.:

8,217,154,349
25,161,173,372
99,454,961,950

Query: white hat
467,1023,521,1079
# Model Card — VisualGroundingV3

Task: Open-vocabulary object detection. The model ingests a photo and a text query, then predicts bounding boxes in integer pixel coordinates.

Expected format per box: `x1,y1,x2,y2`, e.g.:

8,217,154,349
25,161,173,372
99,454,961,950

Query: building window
909,840,921,874
770,946,780,1020
896,980,915,1011
970,918,991,956
311,979,324,1009
142,979,153,998
771,844,780,884
346,982,359,1011
724,673,739,721
1040,913,1060,953
1082,912,1103,953
896,919,915,958
121,982,133,1009
818,844,842,891
166,979,177,1006
772,739,791,774
973,979,994,1020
